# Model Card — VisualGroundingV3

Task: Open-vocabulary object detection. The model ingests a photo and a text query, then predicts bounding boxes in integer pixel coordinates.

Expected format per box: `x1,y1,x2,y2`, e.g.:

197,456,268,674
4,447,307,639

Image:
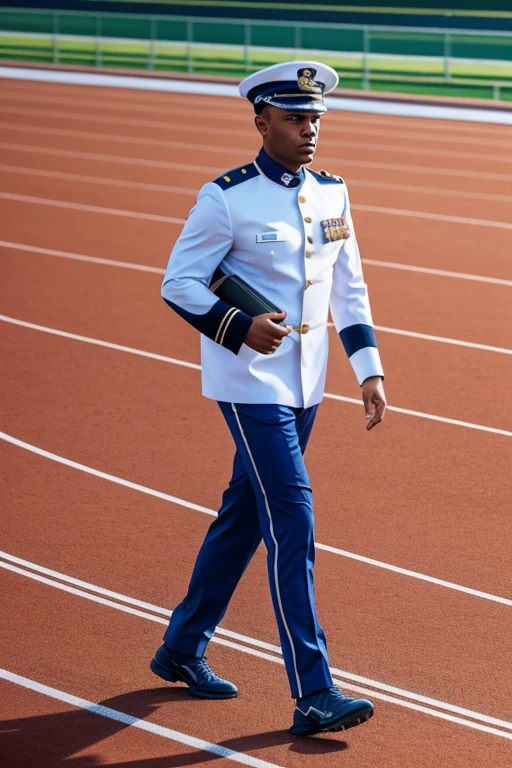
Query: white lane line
2,119,512,165
1,551,510,726
2,430,512,606
326,323,512,355
0,141,215,175
363,258,512,287
0,163,198,196
3,139,512,184
0,192,184,225
3,234,505,354
1,189,511,234
0,551,280,654
2,162,511,209
0,314,201,371
351,178,512,205
2,560,512,741
1,314,511,438
373,325,512,355
0,240,167,273
4,88,512,138
352,203,512,231
3,73,512,128
341,158,512,183
323,392,512,437
0,121,241,156
1,239,510,288
0,668,284,768
5,104,512,152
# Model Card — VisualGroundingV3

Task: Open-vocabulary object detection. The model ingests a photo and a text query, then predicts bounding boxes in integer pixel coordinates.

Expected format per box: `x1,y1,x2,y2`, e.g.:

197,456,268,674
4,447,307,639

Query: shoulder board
213,163,259,190
309,168,344,184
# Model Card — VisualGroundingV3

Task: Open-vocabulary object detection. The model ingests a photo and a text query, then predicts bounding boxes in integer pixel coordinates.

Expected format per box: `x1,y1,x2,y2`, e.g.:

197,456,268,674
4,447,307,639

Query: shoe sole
290,705,374,736
150,658,238,700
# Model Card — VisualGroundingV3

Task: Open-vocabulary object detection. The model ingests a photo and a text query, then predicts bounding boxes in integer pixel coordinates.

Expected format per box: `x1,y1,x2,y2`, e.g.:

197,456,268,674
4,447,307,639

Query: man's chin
296,152,314,167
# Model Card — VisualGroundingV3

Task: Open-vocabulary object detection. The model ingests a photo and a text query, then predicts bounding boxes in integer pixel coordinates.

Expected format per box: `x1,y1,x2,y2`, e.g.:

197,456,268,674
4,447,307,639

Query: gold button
298,195,306,203
305,280,312,289
241,168,247,174
223,175,231,182
300,323,310,334
305,249,312,258
304,216,312,223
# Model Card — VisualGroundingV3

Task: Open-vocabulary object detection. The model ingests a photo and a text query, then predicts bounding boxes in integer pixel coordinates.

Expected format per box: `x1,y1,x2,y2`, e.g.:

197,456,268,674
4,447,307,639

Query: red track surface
1,78,511,767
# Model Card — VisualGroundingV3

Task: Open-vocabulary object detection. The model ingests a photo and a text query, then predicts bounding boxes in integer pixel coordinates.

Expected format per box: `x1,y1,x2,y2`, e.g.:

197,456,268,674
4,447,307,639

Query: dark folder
210,267,283,323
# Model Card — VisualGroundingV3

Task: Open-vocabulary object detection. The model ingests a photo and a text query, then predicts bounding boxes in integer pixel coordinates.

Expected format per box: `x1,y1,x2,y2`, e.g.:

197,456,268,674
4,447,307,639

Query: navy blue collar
255,147,304,188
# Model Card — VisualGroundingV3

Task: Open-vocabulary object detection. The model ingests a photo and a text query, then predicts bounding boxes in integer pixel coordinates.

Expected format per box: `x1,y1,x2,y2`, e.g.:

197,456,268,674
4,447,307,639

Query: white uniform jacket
162,148,384,408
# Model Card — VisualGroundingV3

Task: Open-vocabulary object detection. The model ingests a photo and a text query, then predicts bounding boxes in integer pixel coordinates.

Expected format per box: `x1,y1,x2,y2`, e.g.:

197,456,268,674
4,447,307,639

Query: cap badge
321,216,351,241
297,68,321,93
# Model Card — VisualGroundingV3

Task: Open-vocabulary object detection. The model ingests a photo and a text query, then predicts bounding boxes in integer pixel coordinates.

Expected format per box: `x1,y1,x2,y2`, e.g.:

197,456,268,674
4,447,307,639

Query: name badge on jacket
321,216,350,242
256,231,287,243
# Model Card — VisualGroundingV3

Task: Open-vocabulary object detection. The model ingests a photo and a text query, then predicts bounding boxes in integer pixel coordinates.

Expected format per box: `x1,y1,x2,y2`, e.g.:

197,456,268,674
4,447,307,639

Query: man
152,61,386,737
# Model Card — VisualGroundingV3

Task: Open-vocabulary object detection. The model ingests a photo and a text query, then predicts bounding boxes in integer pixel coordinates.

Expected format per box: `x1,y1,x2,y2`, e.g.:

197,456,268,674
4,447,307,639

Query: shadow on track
0,685,349,766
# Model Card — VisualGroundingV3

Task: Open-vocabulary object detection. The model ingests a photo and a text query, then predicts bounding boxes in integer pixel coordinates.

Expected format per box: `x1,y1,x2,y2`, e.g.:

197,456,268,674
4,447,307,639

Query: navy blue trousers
163,402,333,699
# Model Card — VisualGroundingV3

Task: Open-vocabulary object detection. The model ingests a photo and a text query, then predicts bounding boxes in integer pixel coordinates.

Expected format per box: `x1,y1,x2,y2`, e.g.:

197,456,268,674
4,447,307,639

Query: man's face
255,106,322,172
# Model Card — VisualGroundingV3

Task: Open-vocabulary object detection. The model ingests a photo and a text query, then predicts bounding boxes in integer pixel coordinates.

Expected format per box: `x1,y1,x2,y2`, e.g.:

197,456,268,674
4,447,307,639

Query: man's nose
302,122,317,136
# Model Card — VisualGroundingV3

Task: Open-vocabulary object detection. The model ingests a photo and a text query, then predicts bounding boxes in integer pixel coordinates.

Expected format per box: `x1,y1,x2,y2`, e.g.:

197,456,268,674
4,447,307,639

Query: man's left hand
362,377,386,431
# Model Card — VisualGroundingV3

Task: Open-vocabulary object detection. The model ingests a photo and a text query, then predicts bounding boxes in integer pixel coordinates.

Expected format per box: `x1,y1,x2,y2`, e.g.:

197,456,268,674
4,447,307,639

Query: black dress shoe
150,644,238,699
291,686,373,736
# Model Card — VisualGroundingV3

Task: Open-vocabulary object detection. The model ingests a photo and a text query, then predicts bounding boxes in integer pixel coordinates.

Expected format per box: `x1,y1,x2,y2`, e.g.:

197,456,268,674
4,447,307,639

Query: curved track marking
1,431,511,605
2,559,512,741
1,314,510,437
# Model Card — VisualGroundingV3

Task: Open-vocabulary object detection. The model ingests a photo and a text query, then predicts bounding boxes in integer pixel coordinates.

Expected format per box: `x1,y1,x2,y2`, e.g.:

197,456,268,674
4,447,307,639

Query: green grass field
1,31,511,101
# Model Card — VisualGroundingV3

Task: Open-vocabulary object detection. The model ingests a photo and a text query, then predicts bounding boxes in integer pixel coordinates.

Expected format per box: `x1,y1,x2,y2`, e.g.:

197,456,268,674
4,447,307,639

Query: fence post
244,22,251,71
362,25,370,90
95,14,102,67
52,11,59,64
294,24,301,58
187,19,193,73
443,32,451,81
148,16,156,69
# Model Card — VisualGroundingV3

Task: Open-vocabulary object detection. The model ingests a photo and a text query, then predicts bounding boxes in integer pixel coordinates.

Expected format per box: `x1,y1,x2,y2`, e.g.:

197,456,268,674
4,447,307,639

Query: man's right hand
244,311,291,354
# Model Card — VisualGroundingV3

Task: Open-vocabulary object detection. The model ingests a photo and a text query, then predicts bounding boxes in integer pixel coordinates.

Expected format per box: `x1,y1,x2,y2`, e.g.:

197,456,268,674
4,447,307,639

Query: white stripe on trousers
230,404,302,698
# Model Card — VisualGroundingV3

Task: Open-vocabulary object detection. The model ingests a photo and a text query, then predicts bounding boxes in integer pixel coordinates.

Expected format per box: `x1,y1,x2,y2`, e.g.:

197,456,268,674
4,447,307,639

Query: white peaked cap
239,60,339,113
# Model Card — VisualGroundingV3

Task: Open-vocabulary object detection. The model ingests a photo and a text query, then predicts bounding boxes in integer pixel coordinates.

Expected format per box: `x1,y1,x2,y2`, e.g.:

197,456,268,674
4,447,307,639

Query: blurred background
1,0,512,103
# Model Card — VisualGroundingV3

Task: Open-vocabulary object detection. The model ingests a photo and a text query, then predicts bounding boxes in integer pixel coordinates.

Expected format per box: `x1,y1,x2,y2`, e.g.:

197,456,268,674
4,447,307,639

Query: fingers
366,396,386,431
267,321,291,338
268,310,287,322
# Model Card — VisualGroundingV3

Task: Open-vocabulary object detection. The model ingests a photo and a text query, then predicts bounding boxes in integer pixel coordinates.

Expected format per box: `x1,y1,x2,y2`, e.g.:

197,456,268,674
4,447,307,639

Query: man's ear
255,112,269,137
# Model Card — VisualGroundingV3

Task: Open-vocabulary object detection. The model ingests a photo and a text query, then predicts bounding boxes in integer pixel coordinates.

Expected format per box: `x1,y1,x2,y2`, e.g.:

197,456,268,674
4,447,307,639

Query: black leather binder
210,267,284,323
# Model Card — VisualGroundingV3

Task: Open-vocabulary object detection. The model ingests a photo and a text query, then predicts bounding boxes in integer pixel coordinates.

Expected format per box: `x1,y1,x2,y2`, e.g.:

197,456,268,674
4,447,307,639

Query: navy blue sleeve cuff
163,297,253,354
339,323,378,357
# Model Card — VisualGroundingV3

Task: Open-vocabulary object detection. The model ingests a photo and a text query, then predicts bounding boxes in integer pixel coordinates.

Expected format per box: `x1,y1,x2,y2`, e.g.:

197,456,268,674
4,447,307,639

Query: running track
1,77,511,767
